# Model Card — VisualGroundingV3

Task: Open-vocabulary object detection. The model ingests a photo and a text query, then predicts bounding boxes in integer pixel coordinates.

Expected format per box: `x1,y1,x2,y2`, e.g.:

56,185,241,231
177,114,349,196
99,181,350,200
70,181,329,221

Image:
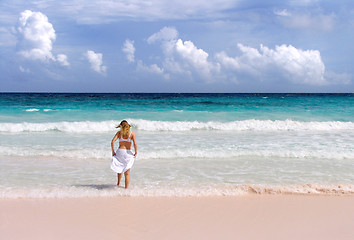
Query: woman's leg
117,173,123,186
124,169,131,189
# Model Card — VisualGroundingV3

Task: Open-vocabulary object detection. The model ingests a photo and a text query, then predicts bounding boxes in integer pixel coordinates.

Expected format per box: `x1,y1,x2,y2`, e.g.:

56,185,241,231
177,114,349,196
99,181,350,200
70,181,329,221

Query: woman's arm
132,132,138,157
111,132,119,156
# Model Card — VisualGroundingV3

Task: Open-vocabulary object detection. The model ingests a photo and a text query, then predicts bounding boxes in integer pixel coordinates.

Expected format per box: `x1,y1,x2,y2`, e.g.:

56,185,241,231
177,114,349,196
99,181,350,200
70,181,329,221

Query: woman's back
118,131,133,149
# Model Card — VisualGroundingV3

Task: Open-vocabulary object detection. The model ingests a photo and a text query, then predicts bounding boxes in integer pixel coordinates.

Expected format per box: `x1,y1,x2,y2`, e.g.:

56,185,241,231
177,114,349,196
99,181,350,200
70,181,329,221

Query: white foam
1,184,353,199
0,145,352,160
141,148,354,160
130,119,354,131
25,108,39,112
0,146,109,159
0,120,117,133
0,119,353,133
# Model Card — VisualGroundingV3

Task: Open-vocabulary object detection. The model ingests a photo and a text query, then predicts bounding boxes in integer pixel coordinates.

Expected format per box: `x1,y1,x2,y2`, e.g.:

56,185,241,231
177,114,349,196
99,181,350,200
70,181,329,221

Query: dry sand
1,195,354,240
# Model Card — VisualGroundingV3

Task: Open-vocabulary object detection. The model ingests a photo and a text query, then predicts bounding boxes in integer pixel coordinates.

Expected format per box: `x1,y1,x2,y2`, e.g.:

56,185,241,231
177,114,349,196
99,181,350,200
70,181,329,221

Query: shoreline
1,195,354,240
1,183,354,199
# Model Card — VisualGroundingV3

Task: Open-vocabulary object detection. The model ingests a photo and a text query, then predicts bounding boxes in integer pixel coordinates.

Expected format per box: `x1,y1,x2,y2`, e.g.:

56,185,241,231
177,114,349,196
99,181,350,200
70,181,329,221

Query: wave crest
0,120,117,133
1,146,352,160
131,119,354,131
0,119,353,133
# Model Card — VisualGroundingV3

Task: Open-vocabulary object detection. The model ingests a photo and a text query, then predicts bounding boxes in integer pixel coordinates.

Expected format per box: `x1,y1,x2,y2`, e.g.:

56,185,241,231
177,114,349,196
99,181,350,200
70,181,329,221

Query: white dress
111,132,135,173
111,149,135,173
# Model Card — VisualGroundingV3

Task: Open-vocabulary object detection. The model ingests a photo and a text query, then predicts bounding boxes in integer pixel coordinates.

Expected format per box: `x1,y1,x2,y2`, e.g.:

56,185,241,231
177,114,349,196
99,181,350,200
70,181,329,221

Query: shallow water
0,93,353,197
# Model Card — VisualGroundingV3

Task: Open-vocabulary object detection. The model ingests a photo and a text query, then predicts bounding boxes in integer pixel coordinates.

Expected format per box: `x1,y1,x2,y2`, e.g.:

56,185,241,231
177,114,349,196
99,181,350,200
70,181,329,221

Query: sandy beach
1,195,354,240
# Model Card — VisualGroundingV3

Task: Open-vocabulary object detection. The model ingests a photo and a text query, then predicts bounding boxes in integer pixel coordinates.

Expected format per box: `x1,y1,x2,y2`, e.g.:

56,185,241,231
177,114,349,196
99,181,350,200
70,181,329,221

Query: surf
0,119,353,133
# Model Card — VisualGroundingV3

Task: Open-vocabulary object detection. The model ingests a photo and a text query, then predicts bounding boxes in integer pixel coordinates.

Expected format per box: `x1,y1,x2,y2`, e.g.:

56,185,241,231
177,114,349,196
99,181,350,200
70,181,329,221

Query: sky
0,0,353,93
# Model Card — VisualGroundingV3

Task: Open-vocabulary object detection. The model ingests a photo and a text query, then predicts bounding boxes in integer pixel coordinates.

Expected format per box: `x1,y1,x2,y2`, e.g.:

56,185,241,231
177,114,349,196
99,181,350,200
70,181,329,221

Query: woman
111,120,137,189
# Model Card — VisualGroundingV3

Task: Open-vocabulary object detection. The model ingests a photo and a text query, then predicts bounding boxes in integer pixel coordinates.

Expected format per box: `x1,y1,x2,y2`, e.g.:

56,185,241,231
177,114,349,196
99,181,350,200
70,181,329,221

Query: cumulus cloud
140,26,349,86
147,27,179,44
216,43,328,85
215,51,240,70
16,10,69,66
17,10,56,61
174,39,220,80
85,50,107,74
147,27,220,82
122,39,135,63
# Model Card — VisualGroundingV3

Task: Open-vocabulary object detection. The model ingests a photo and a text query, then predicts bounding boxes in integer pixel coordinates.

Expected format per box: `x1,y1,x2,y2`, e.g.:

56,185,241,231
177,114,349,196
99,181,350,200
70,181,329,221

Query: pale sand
1,195,354,240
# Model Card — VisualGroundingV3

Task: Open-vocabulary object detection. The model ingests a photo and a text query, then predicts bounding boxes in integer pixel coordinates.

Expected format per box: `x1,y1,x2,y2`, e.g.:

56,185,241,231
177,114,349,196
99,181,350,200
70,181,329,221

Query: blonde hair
116,120,131,138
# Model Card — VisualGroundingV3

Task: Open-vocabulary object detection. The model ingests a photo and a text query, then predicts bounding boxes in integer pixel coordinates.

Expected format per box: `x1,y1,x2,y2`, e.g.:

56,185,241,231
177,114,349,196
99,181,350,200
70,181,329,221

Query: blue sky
0,0,353,92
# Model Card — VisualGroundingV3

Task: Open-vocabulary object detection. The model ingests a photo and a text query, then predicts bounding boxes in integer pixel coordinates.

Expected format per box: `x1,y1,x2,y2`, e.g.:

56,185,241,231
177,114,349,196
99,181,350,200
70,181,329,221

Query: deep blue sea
0,93,353,197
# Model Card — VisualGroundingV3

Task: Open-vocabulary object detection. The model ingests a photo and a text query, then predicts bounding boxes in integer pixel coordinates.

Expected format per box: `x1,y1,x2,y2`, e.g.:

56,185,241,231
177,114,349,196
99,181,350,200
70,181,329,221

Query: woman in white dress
111,120,137,189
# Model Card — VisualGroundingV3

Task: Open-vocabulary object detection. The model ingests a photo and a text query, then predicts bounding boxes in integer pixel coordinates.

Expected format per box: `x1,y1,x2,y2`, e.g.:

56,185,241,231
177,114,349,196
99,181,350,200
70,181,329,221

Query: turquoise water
0,93,353,197
1,93,353,122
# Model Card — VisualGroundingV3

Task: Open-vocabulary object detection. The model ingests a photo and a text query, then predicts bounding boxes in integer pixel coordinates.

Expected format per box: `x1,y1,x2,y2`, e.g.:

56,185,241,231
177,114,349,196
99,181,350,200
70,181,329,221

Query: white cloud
147,27,180,57
215,51,240,70
147,27,220,82
147,27,179,44
163,58,186,75
17,10,56,61
141,27,349,86
122,39,135,63
137,60,169,79
174,39,220,80
57,54,70,66
16,10,70,65
217,43,328,85
85,50,107,74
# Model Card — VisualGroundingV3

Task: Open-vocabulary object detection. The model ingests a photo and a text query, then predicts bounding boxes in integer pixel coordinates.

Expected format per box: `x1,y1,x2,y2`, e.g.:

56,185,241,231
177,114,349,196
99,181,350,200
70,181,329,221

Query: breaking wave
0,145,353,160
0,119,353,133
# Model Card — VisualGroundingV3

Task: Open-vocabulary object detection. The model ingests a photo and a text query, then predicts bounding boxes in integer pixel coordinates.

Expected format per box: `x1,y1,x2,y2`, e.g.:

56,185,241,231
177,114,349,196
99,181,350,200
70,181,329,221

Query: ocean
0,93,353,197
